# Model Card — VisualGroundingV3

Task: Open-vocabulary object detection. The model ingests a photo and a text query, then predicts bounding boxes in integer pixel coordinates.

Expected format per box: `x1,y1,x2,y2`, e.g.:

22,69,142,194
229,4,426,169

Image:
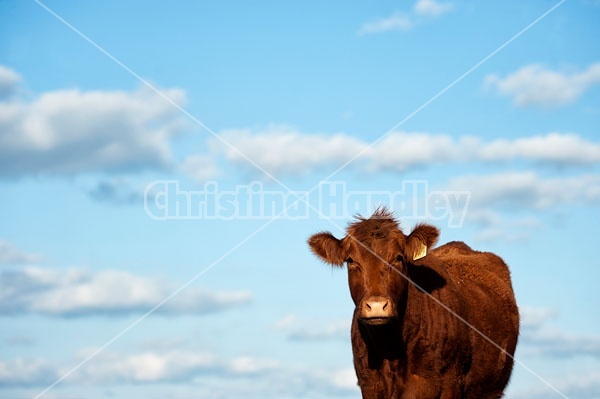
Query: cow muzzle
359,296,396,325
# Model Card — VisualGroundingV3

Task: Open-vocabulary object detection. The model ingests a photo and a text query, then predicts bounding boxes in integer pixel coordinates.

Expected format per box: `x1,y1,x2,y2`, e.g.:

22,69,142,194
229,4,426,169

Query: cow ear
406,224,439,261
308,232,345,266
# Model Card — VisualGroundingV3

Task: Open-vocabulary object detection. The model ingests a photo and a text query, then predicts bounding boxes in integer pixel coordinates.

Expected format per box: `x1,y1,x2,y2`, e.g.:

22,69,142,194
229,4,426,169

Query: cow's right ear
308,232,345,266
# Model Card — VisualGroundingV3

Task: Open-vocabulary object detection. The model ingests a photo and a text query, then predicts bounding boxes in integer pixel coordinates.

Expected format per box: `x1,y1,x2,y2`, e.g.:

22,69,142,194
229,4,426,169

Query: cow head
308,209,439,326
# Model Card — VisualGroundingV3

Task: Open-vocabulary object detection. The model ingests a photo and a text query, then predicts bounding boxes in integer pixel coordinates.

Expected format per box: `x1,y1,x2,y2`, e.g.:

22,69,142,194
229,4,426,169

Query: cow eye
346,258,362,272
396,255,405,263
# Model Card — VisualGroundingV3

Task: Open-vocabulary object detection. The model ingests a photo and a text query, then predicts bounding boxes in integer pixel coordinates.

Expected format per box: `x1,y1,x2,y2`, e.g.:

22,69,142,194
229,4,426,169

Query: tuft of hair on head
370,206,396,221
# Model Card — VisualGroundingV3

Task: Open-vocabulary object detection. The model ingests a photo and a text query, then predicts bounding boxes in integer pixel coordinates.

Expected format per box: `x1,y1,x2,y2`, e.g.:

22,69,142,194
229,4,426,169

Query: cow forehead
344,229,405,261
347,238,402,261
342,210,408,260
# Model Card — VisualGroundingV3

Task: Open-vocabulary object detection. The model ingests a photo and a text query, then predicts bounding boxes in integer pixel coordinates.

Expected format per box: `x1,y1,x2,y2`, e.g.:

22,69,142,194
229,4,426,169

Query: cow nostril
361,297,395,321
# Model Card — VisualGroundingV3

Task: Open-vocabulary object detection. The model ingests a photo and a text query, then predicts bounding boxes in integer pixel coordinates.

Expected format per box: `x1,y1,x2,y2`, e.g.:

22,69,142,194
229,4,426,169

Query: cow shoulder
430,243,517,322
431,241,474,256
431,242,512,288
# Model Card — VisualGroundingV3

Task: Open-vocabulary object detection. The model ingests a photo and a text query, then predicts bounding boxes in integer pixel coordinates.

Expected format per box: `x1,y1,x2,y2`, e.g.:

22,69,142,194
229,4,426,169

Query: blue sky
1,0,599,398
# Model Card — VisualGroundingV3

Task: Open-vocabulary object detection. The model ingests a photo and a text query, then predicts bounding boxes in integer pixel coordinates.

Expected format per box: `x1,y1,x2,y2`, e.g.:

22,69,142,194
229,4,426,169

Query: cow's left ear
406,224,439,261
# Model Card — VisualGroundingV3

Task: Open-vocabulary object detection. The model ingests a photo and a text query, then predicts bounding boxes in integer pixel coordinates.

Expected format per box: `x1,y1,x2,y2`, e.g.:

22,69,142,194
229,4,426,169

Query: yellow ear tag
413,243,427,260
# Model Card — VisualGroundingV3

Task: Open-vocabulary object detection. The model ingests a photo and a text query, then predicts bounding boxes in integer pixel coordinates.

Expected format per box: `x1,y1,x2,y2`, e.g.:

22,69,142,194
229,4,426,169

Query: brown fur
308,209,519,399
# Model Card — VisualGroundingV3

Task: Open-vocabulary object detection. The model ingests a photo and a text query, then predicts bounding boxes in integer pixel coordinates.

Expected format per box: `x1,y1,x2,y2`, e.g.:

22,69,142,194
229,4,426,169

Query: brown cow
308,209,519,399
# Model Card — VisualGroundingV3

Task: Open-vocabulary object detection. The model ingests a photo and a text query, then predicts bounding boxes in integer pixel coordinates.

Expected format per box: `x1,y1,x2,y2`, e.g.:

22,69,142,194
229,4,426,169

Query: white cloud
370,132,469,171
0,240,42,265
273,313,349,341
447,172,600,242
328,368,358,392
505,308,600,398
513,307,600,359
414,0,453,17
0,267,251,317
0,357,57,387
509,371,600,399
522,328,600,358
358,13,414,35
272,313,298,330
0,66,187,178
180,154,220,182
204,127,600,177
289,320,349,342
0,349,278,387
74,349,218,383
227,357,279,375
376,132,600,168
358,0,452,35
485,62,600,107
520,306,558,330
520,308,600,359
473,226,531,243
0,349,361,399
0,66,21,98
554,372,600,399
480,133,600,165
448,172,600,211
467,211,543,243
304,368,359,395
215,126,364,176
